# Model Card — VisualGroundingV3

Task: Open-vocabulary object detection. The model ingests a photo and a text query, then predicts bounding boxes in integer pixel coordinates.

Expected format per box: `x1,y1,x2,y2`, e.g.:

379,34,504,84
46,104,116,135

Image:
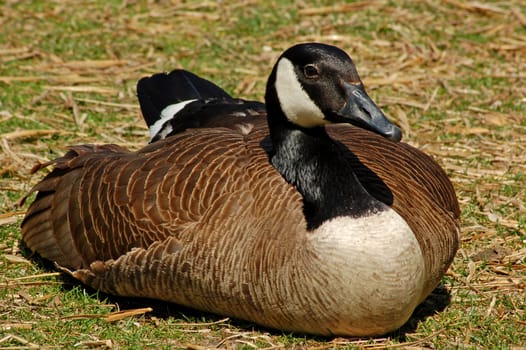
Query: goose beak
336,81,402,142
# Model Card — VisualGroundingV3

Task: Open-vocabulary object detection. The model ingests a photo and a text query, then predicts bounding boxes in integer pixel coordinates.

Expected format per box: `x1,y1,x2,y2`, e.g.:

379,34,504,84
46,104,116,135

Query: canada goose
21,43,460,337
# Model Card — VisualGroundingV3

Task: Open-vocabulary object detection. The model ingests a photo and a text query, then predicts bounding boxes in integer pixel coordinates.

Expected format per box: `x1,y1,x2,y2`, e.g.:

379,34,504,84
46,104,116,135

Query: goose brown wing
21,125,304,271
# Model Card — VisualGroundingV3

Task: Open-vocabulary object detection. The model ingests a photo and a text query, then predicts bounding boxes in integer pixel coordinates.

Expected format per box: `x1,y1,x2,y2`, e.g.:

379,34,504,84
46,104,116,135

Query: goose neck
268,115,384,230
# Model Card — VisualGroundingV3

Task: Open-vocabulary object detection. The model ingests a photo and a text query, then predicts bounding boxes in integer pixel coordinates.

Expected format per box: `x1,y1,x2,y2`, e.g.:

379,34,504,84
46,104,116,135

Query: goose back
22,125,304,267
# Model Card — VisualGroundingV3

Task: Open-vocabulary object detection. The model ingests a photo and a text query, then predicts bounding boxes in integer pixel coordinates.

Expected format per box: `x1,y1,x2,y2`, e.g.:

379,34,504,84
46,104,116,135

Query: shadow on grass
388,284,451,341
21,240,451,342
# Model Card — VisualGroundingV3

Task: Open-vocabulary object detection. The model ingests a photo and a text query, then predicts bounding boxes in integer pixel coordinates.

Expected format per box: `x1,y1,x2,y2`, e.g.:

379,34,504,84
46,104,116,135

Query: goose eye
303,64,319,79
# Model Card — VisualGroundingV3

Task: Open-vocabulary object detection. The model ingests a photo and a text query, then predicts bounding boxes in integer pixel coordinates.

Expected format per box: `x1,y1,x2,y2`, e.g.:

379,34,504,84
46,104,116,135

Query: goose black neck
266,100,385,230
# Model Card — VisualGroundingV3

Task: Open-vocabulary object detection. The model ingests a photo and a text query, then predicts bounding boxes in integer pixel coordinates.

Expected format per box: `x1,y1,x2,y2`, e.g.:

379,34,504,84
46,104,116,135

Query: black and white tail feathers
137,69,265,142
137,70,232,128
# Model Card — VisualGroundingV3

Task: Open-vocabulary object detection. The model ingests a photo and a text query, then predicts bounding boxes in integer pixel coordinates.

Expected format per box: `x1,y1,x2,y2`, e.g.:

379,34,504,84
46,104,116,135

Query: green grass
1,0,526,348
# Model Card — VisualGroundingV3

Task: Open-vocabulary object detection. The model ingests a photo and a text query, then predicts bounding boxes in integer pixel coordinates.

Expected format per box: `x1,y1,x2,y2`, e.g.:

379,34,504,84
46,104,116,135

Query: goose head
265,43,402,141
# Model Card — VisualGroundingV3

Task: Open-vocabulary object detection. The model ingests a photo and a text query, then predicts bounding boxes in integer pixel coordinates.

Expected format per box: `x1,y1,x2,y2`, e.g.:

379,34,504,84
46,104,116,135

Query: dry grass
1,0,525,348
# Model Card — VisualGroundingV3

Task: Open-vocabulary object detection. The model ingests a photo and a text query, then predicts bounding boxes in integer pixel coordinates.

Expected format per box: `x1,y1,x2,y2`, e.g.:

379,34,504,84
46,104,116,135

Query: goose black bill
336,81,402,142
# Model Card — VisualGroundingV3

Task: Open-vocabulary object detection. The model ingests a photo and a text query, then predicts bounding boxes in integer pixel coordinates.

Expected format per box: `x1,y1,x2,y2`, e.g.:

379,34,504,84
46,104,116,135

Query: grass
1,0,526,348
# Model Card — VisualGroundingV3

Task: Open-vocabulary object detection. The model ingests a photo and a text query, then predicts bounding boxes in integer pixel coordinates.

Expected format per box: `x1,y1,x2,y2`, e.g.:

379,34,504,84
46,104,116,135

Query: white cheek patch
275,58,327,128
149,99,197,140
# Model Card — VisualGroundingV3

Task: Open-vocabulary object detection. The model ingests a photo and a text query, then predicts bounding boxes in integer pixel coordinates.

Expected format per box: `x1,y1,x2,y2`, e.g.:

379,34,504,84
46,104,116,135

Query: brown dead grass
1,0,525,348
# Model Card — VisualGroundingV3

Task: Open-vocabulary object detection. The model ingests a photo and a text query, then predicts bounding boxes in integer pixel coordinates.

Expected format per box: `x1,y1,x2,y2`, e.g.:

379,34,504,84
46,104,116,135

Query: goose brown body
21,43,460,336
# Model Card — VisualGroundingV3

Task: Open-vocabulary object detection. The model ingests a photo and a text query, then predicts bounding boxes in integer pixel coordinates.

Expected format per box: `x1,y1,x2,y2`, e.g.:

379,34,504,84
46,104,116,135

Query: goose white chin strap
274,58,327,128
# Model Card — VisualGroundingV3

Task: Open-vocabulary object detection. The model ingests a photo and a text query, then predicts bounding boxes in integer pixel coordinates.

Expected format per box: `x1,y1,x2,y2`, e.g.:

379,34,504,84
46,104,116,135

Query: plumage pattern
22,120,458,334
21,43,460,336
